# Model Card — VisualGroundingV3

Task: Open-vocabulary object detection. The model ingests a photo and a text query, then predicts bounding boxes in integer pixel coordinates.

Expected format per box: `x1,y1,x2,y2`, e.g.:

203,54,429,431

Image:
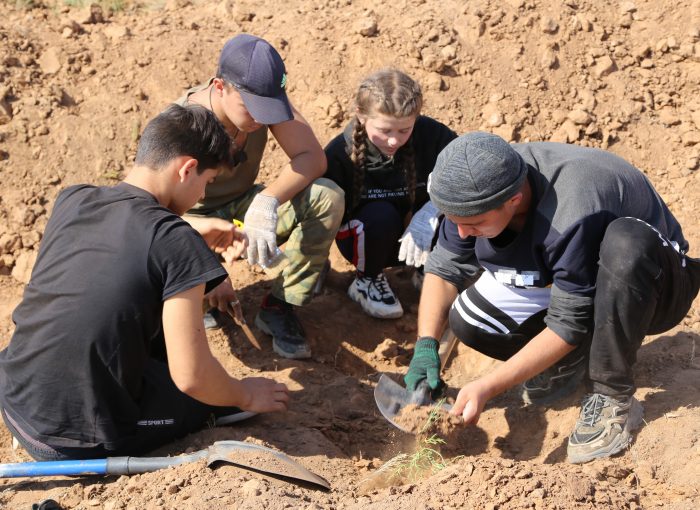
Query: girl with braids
324,69,457,319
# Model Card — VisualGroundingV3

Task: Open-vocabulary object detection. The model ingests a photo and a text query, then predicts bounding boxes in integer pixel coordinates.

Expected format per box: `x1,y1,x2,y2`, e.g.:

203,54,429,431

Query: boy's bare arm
162,285,289,412
263,103,327,204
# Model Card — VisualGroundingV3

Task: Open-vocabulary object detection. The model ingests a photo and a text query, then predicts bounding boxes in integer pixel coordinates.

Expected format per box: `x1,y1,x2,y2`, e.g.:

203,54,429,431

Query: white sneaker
347,273,404,319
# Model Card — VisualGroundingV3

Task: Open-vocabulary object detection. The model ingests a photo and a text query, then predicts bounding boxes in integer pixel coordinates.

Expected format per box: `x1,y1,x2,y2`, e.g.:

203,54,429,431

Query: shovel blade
374,374,414,432
205,440,330,490
374,374,452,433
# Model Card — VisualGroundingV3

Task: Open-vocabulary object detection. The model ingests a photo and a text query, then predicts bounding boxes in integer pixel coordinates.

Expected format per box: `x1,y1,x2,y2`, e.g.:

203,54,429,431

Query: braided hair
349,69,423,209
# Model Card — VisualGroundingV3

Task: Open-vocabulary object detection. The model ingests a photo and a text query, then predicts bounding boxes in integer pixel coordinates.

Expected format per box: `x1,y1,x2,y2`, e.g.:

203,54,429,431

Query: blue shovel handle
0,451,207,478
0,459,107,477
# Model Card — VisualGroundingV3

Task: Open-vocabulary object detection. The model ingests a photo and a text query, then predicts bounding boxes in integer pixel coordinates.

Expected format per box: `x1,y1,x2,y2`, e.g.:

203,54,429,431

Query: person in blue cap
175,34,344,359
403,132,700,463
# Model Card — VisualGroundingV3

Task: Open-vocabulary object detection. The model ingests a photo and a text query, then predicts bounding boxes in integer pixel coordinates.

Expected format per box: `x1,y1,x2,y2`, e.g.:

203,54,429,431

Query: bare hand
451,379,491,425
186,216,248,255
239,377,289,413
204,278,237,313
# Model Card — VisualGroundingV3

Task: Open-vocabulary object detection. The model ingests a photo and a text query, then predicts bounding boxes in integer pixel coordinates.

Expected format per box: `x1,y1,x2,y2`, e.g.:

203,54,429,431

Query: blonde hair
349,69,423,209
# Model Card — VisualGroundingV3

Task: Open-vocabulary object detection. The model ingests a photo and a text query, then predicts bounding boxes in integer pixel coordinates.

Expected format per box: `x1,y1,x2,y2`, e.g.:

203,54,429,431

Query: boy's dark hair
135,104,233,173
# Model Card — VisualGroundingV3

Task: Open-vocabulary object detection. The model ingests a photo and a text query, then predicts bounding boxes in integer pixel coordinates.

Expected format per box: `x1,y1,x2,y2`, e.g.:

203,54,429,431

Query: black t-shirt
324,115,457,223
0,183,227,449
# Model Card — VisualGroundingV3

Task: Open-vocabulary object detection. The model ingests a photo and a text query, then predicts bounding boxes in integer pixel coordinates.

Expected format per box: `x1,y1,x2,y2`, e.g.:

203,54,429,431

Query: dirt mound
1,0,699,509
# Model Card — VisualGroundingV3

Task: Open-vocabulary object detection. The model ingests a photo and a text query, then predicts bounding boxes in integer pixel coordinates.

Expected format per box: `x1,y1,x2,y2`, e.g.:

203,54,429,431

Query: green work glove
404,336,445,395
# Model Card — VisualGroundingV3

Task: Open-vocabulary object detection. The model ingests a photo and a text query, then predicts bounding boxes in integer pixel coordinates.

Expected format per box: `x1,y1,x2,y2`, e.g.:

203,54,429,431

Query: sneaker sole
254,314,312,360
214,411,258,426
347,284,404,319
567,397,644,464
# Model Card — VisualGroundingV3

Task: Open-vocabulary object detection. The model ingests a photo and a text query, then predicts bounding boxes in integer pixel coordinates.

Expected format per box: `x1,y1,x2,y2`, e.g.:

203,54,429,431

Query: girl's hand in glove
398,201,440,268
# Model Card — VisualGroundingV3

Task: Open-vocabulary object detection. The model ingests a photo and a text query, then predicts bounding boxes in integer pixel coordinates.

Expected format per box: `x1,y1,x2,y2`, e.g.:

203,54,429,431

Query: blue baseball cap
217,34,293,125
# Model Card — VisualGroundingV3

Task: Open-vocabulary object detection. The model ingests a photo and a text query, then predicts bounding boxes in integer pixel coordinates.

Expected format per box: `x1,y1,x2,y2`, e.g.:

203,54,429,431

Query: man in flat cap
176,34,343,359
404,132,699,463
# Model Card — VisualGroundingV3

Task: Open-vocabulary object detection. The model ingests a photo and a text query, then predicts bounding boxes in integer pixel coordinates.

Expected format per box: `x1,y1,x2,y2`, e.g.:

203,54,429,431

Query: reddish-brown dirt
1,1,699,508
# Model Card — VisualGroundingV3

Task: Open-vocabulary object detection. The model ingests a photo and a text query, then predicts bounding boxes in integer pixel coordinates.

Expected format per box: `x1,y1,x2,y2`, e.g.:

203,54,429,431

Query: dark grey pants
3,359,238,461
449,217,700,397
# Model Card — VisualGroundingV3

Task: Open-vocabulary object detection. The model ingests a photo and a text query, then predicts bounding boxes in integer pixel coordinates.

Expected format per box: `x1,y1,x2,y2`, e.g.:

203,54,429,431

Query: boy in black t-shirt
0,105,289,460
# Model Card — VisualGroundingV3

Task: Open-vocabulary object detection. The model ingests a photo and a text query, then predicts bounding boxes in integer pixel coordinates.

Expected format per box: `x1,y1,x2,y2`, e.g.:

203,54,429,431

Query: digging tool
226,300,263,350
0,440,330,490
374,330,460,432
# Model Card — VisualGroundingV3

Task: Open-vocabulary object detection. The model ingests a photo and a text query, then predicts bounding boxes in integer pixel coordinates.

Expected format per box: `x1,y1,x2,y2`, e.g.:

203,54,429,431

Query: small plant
388,433,450,483
365,399,462,486
420,397,446,434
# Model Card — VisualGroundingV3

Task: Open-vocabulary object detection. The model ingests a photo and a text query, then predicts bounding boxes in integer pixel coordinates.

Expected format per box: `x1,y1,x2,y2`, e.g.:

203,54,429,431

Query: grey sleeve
543,284,594,346
424,242,482,292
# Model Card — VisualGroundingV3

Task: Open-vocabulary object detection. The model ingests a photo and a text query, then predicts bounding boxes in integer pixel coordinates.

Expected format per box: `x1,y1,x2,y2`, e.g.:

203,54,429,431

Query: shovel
374,330,459,433
0,440,330,490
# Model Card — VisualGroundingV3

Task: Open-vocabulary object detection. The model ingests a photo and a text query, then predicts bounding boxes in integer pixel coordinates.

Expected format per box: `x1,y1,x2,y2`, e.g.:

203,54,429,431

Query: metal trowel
374,330,460,433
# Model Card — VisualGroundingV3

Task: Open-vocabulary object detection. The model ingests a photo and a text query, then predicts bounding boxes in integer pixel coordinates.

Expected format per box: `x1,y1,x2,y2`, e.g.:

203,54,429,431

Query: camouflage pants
202,178,344,306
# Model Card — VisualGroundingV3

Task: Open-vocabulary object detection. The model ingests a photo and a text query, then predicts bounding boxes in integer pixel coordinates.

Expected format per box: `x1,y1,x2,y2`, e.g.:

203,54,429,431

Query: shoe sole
347,284,404,319
567,397,644,464
254,314,312,360
203,310,223,330
214,411,258,426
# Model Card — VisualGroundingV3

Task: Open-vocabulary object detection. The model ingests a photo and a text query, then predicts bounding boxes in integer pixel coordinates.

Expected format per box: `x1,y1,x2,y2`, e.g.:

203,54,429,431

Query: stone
619,12,633,28
11,250,37,284
493,124,516,141
424,73,446,91
440,44,457,60
681,131,700,146
0,96,12,124
241,479,264,498
531,488,546,498
486,111,505,127
373,339,398,359
593,56,616,77
568,109,592,125
38,48,62,75
551,120,580,143
0,233,22,255
541,49,558,68
620,1,637,13
690,110,700,130
355,17,378,37
577,89,597,110
657,109,680,126
540,16,559,34
60,19,83,37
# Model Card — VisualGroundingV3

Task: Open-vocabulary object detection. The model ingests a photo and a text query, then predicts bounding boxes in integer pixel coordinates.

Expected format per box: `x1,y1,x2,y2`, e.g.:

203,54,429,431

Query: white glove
398,201,440,268
243,193,279,268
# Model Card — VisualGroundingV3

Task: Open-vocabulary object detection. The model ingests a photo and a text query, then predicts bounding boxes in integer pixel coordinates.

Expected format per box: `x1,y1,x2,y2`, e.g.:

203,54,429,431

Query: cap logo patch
280,73,287,90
